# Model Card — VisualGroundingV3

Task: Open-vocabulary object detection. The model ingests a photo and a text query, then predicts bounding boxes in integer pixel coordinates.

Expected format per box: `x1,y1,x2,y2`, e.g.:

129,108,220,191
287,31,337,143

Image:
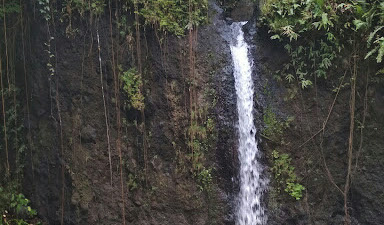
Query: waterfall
230,22,267,225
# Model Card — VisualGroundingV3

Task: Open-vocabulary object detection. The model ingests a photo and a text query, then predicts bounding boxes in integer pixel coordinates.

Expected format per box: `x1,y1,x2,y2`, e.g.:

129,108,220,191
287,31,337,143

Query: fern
367,26,384,47
377,38,384,63
365,46,379,60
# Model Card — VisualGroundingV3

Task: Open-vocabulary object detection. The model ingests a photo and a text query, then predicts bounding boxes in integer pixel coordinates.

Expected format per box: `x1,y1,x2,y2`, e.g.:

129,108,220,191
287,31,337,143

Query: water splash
230,22,267,225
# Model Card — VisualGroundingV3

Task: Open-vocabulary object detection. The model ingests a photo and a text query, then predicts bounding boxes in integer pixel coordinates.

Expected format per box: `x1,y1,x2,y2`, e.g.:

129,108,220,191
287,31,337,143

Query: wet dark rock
230,0,255,21
81,125,97,143
225,17,233,24
83,95,90,103
133,193,143,206
19,0,384,225
37,108,46,117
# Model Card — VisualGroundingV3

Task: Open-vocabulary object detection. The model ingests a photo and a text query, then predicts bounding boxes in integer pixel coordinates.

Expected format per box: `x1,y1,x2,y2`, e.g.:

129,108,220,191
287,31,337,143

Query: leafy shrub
127,173,138,191
9,194,37,218
356,1,384,63
0,186,37,225
197,168,212,192
62,0,106,17
260,0,384,87
262,107,293,142
271,150,305,200
139,0,208,36
120,66,145,111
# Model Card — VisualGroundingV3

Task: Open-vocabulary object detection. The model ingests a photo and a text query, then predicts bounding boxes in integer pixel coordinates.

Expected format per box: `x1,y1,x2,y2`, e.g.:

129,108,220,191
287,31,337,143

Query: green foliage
1,3,37,225
271,150,305,200
0,185,37,225
59,0,106,37
60,0,208,36
261,0,340,88
116,14,134,39
62,0,105,17
9,194,37,218
261,0,384,87
38,0,51,21
126,173,138,191
0,1,21,17
262,107,293,142
44,37,55,76
206,118,215,133
358,2,384,63
0,87,26,178
137,0,208,36
197,168,212,192
187,150,213,192
261,0,338,36
89,0,106,15
186,114,217,192
139,0,187,35
187,115,217,155
283,40,335,88
120,66,145,111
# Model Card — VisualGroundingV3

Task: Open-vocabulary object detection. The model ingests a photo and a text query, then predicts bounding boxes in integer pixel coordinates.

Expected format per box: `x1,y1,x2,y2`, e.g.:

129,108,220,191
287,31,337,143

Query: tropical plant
262,107,293,142
0,185,37,225
261,0,384,87
120,66,145,111
271,150,305,200
139,0,208,36
261,1,384,223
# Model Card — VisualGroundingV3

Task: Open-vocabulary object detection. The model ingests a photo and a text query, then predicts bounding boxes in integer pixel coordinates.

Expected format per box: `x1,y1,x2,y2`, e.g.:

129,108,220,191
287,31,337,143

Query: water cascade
230,22,267,225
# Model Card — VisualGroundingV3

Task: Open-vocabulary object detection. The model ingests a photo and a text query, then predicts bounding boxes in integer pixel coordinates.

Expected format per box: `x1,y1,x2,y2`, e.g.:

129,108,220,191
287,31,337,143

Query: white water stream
230,22,267,225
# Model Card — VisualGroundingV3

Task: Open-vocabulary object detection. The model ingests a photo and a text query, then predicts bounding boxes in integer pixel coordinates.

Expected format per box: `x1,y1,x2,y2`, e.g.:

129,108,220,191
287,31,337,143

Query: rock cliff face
4,0,384,224
22,1,241,224
250,15,384,225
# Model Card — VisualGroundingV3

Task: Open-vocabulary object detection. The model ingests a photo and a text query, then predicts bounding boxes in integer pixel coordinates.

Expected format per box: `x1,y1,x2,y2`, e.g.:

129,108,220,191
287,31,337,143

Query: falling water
230,22,267,225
